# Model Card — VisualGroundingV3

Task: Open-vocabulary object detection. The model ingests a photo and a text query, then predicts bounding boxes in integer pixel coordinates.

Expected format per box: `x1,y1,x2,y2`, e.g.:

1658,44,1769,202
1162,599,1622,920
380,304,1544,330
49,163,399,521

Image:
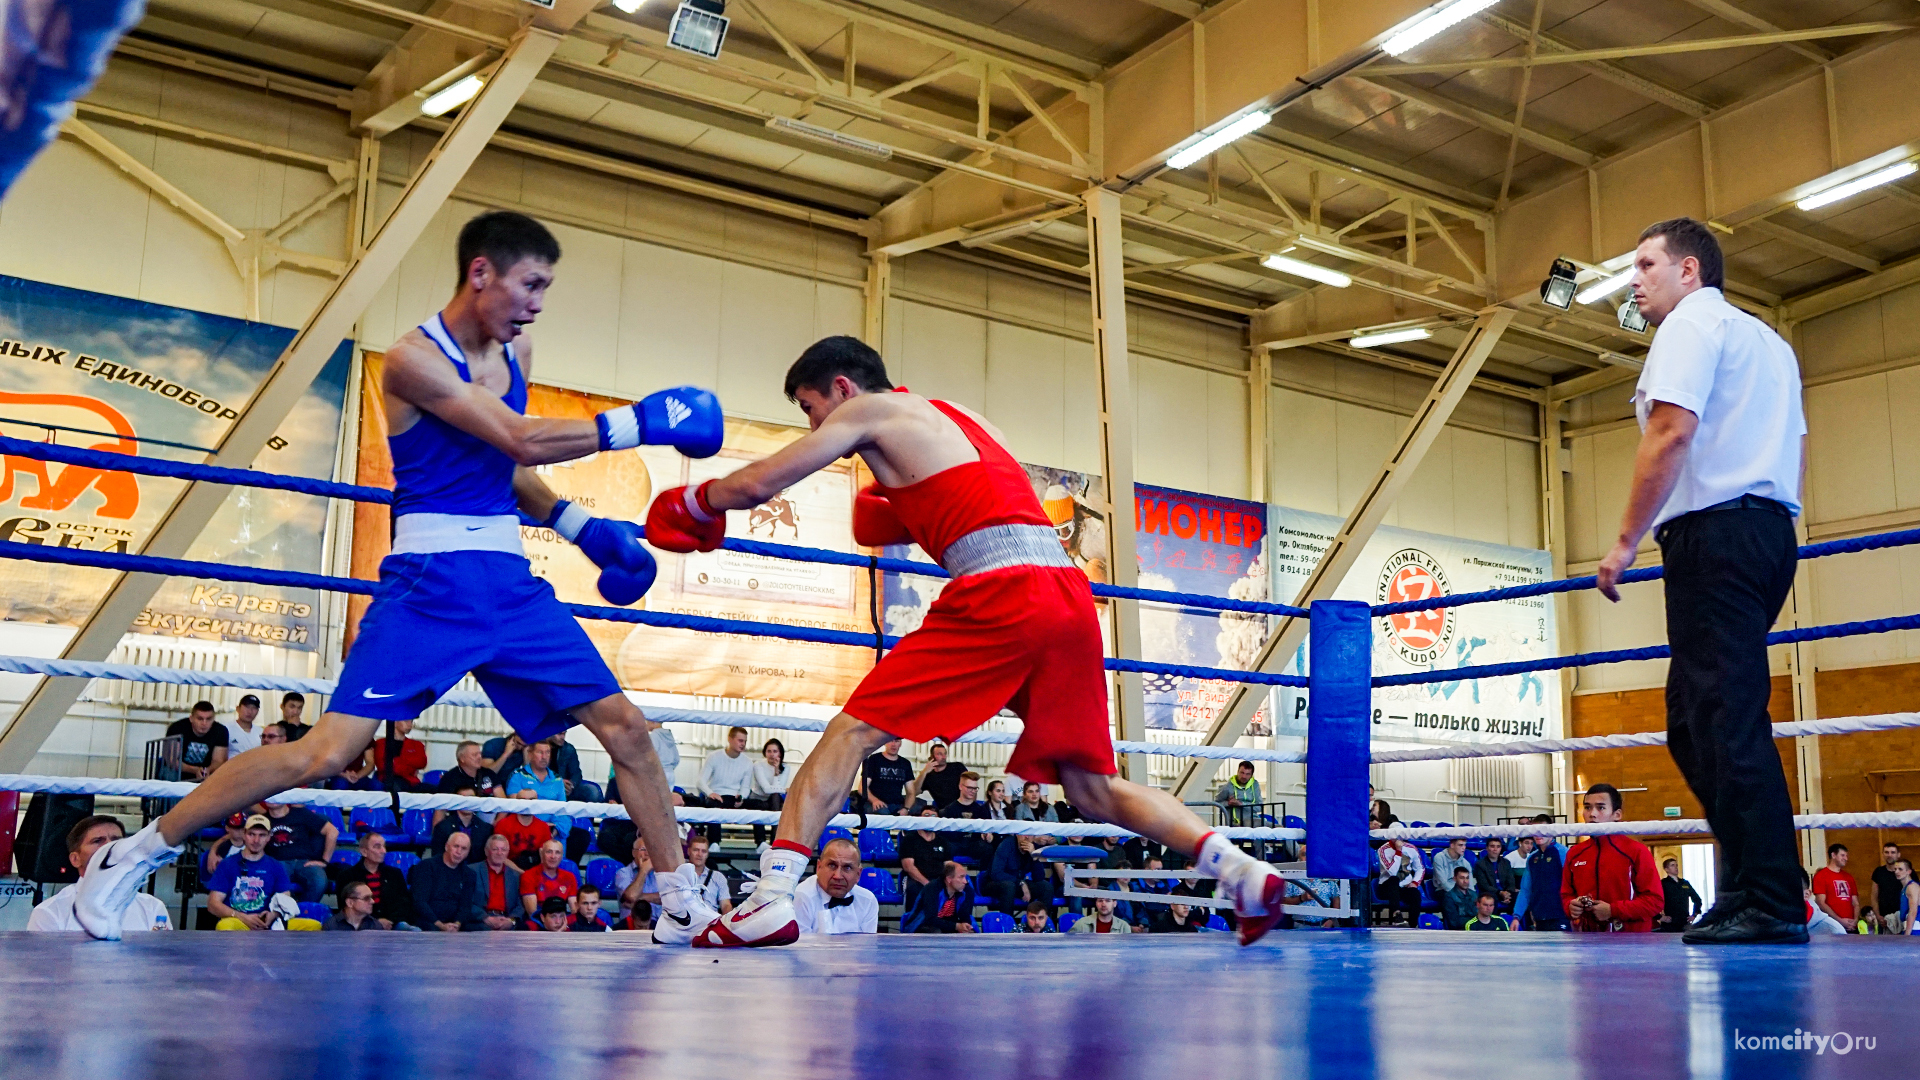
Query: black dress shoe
1682,907,1810,945
1687,890,1747,931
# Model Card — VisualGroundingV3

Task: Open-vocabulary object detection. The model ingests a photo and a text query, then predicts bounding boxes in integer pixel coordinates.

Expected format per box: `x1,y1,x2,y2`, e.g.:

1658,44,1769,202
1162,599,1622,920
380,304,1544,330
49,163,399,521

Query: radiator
97,642,242,714
1447,756,1528,799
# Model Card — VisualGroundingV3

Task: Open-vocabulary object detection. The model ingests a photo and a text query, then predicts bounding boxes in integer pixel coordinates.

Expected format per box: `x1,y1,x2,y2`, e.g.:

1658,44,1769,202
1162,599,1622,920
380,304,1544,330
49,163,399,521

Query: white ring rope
0,773,1306,842
1368,712,1920,763
1379,810,1920,843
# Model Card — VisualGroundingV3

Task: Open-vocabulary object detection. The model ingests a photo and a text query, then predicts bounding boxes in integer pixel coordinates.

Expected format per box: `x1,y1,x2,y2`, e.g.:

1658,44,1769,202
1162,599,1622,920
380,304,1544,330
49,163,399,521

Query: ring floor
0,930,1908,1078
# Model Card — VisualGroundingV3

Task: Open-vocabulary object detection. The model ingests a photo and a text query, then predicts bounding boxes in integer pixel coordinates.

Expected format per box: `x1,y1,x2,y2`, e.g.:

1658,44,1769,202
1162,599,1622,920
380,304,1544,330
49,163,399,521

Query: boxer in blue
72,211,727,944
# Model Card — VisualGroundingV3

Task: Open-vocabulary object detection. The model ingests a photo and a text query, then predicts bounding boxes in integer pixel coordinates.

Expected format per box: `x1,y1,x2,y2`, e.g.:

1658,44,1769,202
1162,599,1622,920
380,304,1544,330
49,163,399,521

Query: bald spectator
435,740,499,801
430,789,492,865
793,837,878,935
28,816,173,933
520,839,578,916
410,830,477,932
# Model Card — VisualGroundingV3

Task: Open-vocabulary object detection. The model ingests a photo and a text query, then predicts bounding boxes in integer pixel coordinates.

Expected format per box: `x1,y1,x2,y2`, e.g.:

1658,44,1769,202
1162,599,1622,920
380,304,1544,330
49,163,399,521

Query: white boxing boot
72,821,183,941
1194,831,1286,946
692,841,809,948
650,863,722,946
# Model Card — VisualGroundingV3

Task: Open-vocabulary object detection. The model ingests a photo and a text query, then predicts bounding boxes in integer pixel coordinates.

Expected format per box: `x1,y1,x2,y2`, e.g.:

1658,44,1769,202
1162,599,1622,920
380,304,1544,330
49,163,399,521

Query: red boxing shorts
843,565,1116,784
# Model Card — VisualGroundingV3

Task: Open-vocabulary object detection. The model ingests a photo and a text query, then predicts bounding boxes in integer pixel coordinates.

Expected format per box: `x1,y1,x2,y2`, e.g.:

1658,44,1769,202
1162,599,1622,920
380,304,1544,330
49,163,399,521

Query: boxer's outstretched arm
386,334,601,466
511,467,562,523
701,396,877,511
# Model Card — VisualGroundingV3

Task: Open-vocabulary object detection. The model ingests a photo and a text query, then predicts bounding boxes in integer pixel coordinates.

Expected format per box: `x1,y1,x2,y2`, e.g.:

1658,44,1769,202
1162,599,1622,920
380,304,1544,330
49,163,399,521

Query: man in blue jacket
985,835,1054,913
902,860,976,933
410,831,478,931
1525,824,1569,931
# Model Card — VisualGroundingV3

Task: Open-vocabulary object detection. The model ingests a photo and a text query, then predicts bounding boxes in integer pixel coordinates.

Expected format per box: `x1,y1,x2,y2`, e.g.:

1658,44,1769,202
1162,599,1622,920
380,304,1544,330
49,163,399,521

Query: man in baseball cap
205,814,294,930
228,694,265,757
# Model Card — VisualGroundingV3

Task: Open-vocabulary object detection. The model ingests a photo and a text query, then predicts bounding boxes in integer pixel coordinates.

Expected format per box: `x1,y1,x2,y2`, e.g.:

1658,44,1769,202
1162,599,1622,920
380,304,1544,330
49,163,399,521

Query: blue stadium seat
1409,821,1431,829
859,868,901,904
386,851,419,874
402,809,432,845
560,858,581,882
331,849,360,866
1283,815,1306,830
981,912,1013,933
585,858,621,894
818,826,854,851
1058,912,1081,932
314,806,347,835
1205,914,1228,932
298,902,331,924
858,828,897,864
1418,913,1444,930
349,807,402,837
422,770,444,788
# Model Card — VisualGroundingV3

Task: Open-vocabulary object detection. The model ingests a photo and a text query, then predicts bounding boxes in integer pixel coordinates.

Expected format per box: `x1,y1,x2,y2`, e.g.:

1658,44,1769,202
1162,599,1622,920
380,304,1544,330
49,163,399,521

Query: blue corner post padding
1307,599,1371,880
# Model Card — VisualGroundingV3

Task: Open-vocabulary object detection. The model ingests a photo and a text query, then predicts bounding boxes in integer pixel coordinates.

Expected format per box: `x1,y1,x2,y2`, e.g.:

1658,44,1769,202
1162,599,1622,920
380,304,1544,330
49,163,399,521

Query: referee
1594,217,1808,945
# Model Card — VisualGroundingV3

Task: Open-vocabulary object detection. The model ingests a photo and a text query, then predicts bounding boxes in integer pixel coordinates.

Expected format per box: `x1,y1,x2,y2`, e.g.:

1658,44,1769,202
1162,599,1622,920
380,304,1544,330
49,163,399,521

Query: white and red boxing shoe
692,840,808,948
649,863,722,946
1195,831,1287,946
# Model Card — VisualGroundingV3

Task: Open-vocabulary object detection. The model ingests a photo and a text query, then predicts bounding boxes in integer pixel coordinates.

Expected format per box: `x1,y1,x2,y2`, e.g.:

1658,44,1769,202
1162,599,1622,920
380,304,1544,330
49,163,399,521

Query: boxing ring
3,435,1920,1078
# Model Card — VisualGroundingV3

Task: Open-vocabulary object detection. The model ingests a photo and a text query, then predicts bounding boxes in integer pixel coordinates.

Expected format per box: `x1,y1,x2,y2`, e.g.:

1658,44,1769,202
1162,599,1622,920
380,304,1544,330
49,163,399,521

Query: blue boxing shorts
331,551,622,741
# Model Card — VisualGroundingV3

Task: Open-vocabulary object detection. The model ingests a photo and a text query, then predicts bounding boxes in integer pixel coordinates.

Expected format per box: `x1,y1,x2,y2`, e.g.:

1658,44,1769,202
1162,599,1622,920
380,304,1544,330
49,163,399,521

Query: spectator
520,839,578,916
435,740,499,801
1376,832,1424,927
1213,761,1260,828
902,860,977,934
369,719,429,790
1870,842,1904,932
1509,836,1536,923
334,736,379,790
207,815,292,931
259,721,288,748
793,836,878,935
430,790,492,865
529,896,572,932
698,726,756,845
1474,837,1517,907
203,811,247,877
263,800,336,903
1068,892,1134,934
940,772,992,863
1524,823,1569,931
332,832,412,930
646,716,680,790
547,730,584,794
746,738,792,846
1802,870,1847,935
278,692,310,741
1894,859,1920,935
491,792,555,869
984,780,1012,820
28,815,172,933
480,732,526,780
1013,781,1059,823
1811,843,1860,932
615,836,659,928
908,739,966,808
1431,838,1472,890
1017,900,1055,933
1466,893,1509,931
166,700,228,781
896,806,948,910
469,834,525,930
684,835,731,916
326,882,385,931
1148,889,1204,933
1137,853,1173,895
1440,866,1477,930
985,833,1054,913
1561,784,1664,933
860,739,913,814
508,741,572,841
1282,873,1337,928
571,885,612,932
1657,858,1704,932
227,694,264,757
410,830,477,932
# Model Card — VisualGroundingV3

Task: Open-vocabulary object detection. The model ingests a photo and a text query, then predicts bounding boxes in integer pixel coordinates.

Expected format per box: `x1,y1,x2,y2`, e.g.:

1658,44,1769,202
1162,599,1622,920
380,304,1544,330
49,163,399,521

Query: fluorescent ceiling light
667,1,730,60
1796,161,1918,211
1261,253,1351,288
1167,110,1273,171
611,0,646,11
1576,268,1633,306
1382,0,1501,57
765,116,893,160
1351,327,1431,348
1598,251,1635,272
421,75,483,118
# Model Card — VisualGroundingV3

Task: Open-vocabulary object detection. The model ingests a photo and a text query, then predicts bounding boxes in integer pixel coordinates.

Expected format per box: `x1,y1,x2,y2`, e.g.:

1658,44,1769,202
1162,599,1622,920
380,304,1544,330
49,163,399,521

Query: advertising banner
1268,507,1559,743
352,376,875,706
0,276,350,650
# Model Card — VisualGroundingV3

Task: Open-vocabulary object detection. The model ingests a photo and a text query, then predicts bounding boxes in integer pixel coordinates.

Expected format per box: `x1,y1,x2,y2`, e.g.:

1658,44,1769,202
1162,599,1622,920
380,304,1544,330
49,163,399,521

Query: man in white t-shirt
792,837,877,935
226,694,264,757
1595,216,1807,946
29,816,172,933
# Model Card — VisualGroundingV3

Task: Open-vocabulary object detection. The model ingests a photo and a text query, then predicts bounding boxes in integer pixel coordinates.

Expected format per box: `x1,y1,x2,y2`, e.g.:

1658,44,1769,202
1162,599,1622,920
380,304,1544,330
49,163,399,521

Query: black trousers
1659,507,1801,922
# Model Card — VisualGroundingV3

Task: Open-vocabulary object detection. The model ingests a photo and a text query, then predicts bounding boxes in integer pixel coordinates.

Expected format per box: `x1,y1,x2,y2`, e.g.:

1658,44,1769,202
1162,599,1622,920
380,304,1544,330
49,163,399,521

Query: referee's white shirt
792,876,878,935
28,887,172,933
1632,287,1805,527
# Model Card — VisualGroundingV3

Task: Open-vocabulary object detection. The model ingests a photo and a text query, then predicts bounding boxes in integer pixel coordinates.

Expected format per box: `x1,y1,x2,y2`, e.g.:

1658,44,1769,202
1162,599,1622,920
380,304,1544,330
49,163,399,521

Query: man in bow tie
792,837,878,935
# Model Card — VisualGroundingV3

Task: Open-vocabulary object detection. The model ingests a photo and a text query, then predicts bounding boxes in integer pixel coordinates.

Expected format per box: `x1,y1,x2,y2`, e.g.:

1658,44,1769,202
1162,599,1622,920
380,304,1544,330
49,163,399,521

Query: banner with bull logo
1268,506,1559,743
0,275,350,650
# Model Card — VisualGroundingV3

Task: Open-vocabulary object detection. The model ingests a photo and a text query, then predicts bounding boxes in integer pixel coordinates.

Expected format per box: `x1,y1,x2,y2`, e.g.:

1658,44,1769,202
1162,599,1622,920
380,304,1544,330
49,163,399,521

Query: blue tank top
388,314,526,518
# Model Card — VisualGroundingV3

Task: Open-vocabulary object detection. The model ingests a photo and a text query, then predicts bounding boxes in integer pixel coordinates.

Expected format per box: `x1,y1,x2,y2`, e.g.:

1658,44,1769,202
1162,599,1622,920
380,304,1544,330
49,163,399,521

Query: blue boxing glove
545,501,658,606
595,386,724,458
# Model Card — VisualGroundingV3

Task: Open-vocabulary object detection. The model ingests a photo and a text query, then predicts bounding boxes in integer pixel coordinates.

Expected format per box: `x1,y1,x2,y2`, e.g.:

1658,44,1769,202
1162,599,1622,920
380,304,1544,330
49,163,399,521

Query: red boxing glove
646,481,726,553
852,484,913,548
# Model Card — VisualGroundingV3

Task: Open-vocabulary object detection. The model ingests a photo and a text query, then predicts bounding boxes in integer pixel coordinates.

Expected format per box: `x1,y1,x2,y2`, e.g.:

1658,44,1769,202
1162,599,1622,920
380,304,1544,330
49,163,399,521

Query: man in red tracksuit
1561,783,1665,932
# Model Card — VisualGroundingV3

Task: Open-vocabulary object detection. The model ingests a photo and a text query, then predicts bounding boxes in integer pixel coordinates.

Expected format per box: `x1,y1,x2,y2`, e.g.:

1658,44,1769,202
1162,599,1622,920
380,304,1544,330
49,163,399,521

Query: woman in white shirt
748,739,794,846
984,779,1011,820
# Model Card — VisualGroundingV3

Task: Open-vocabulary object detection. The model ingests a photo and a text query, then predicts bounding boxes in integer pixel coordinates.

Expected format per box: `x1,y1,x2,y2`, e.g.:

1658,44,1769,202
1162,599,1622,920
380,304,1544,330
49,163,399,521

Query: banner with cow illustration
1267,507,1559,743
0,275,351,650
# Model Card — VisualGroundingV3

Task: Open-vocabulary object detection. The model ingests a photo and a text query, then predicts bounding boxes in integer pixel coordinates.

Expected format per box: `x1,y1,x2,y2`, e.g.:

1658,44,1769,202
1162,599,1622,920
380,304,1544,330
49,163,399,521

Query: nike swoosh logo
466,525,486,531
665,911,691,926
363,690,395,699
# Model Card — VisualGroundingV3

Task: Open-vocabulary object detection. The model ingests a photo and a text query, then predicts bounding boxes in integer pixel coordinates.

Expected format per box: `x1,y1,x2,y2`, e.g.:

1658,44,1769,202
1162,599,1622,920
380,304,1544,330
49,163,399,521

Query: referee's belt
940,524,1075,578
1657,494,1791,543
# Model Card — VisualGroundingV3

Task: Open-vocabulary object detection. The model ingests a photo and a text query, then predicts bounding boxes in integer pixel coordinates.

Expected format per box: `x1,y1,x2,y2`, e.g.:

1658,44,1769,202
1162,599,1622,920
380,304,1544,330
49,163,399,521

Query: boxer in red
645,336,1285,947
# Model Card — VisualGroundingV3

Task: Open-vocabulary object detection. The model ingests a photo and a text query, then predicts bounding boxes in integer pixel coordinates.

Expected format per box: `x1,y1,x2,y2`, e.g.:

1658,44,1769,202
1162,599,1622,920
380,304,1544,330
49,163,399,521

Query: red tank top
878,397,1051,563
